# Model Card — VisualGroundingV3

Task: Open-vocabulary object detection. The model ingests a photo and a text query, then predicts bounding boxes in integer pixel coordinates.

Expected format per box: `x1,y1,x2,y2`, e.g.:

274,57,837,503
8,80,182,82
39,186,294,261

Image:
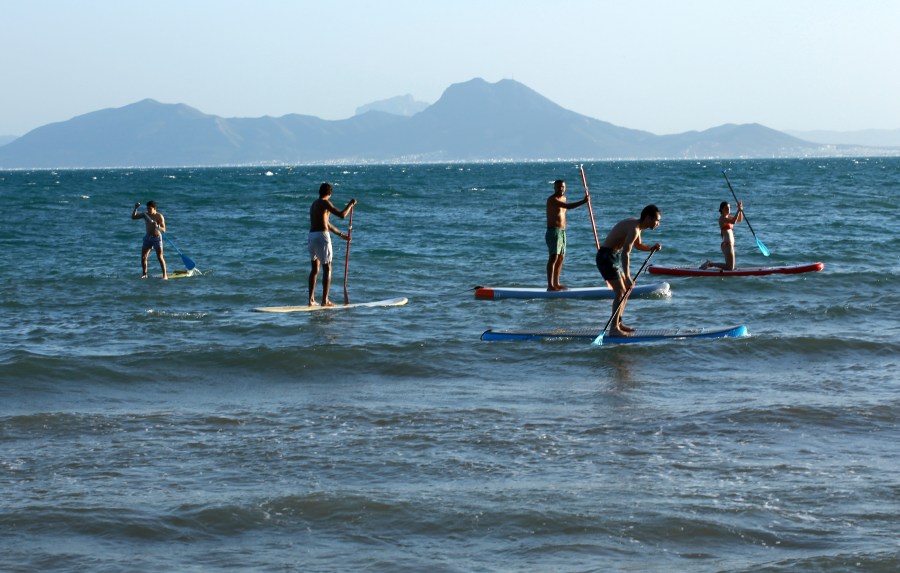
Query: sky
2,0,898,137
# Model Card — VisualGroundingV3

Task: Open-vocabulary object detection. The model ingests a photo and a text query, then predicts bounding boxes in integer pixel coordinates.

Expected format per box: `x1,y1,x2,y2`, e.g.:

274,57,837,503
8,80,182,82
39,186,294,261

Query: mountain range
0,78,893,168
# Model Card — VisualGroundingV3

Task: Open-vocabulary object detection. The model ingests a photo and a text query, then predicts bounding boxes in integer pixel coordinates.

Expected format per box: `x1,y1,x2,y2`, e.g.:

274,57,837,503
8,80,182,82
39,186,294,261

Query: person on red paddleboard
595,205,662,337
308,182,356,307
545,179,589,291
700,201,744,271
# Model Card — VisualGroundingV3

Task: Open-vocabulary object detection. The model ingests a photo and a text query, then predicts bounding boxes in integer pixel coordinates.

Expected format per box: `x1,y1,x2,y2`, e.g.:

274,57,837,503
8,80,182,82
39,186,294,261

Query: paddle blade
756,238,771,257
181,254,197,270
591,333,604,346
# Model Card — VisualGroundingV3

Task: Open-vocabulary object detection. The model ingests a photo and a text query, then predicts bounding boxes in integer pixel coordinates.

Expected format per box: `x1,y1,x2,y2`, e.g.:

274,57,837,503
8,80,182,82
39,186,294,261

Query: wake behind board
475,282,670,300
648,262,824,277
150,268,202,279
253,297,408,313
481,324,748,344
170,268,202,278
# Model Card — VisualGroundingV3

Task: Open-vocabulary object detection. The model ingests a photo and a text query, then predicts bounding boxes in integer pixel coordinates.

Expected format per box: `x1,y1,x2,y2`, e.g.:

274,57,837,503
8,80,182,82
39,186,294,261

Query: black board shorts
596,247,623,282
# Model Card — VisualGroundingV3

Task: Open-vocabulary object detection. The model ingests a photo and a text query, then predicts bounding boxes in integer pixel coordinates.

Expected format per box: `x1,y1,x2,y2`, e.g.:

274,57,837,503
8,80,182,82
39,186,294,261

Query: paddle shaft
597,247,659,338
580,165,601,250
343,208,353,305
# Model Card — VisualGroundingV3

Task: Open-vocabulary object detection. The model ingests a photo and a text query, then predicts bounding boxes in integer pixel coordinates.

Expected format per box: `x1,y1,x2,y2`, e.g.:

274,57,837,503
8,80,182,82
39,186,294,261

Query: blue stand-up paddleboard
481,325,748,344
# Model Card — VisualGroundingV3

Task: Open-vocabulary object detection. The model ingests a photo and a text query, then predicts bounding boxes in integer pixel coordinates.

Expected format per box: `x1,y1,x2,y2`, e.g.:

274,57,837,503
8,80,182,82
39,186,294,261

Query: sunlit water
1,159,898,572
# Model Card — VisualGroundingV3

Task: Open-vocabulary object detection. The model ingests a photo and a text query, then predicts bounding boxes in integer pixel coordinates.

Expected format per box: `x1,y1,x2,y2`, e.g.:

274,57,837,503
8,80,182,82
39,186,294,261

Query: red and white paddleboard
647,262,824,277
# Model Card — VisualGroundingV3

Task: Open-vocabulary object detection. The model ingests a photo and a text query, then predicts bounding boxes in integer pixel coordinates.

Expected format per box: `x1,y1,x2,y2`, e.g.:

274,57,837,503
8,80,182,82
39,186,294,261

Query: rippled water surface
1,159,898,572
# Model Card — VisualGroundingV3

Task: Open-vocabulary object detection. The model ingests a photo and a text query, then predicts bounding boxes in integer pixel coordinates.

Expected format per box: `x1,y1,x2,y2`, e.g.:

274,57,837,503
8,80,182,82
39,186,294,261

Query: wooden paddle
723,172,770,256
592,247,659,346
343,207,354,305
579,164,601,250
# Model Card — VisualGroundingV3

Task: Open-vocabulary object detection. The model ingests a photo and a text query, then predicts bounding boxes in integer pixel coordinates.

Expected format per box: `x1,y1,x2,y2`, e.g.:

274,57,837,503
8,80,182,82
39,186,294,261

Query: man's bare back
310,198,340,233
600,218,640,252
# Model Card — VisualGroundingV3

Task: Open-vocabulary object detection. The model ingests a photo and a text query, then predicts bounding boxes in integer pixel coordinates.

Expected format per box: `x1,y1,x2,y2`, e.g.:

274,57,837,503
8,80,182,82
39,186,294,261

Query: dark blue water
1,159,898,571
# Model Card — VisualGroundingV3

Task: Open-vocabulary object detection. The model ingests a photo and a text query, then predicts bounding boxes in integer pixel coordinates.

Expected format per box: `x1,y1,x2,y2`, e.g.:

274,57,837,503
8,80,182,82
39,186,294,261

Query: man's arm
327,221,350,240
569,196,589,209
549,196,588,210
633,229,662,252
621,229,637,284
328,198,357,219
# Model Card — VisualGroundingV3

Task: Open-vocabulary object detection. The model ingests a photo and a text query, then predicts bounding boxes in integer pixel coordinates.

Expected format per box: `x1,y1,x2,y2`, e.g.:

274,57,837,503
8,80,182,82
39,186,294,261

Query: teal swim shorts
545,227,566,255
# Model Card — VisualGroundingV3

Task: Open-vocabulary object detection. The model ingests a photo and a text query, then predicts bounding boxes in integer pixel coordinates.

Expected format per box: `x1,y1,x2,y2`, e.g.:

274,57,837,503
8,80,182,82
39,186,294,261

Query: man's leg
321,263,334,306
155,245,167,279
553,255,566,290
141,246,151,278
547,255,561,290
608,277,632,336
308,260,319,305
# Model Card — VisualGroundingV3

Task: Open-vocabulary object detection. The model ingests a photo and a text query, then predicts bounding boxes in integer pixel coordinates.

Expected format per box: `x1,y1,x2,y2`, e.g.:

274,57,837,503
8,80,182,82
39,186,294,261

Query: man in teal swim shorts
546,179,589,291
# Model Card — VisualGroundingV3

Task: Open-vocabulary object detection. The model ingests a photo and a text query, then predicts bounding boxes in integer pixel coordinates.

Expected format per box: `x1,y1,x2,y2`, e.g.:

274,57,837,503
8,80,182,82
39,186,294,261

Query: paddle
343,207,354,305
723,172,770,257
579,164,601,250
592,247,659,346
143,213,197,271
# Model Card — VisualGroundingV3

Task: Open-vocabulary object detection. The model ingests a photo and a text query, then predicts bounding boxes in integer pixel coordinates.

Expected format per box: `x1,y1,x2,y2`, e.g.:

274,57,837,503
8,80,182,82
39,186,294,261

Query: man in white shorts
308,182,356,306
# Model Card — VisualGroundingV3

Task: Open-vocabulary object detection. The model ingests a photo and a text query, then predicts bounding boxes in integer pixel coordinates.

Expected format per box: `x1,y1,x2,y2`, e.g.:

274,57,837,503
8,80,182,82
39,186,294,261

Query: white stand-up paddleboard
253,297,408,313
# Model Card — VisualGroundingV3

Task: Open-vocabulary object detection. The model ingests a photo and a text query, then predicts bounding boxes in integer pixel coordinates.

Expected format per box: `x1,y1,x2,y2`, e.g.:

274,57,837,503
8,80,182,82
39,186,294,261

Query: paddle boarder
546,179,589,291
700,201,743,271
595,205,662,337
308,183,356,307
132,200,167,279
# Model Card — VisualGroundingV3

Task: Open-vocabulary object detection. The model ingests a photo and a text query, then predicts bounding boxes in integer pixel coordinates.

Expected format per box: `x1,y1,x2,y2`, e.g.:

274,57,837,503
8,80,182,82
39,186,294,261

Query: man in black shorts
596,205,662,336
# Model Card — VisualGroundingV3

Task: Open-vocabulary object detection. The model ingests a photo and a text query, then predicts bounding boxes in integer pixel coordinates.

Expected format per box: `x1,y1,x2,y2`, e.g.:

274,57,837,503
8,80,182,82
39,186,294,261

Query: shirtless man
308,182,356,306
546,179,589,291
595,205,662,336
132,200,167,279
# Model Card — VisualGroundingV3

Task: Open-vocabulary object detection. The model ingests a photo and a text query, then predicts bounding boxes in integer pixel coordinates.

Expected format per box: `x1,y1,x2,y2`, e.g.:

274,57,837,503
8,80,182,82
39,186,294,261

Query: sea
1,158,897,572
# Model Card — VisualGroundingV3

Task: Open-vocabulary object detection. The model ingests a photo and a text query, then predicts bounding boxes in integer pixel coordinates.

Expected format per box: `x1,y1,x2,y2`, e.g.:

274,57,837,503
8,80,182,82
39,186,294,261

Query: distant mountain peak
355,94,429,117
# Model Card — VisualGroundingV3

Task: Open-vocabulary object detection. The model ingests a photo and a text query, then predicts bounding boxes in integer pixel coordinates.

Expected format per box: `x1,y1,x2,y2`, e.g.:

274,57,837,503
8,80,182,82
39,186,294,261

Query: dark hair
146,200,157,209
553,180,565,193
318,182,333,197
719,201,729,213
640,204,660,221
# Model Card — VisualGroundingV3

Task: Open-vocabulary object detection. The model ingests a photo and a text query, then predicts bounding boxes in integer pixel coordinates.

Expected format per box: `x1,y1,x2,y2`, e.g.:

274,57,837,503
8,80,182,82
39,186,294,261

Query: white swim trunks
308,231,333,264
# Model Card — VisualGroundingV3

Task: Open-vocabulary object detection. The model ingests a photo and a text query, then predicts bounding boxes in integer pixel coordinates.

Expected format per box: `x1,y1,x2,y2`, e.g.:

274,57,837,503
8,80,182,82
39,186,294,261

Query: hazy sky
3,0,898,136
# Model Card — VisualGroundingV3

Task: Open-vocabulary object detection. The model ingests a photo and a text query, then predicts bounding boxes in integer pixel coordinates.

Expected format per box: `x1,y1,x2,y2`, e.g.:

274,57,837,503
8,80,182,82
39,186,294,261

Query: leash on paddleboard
723,171,770,257
592,247,659,346
579,164,601,250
